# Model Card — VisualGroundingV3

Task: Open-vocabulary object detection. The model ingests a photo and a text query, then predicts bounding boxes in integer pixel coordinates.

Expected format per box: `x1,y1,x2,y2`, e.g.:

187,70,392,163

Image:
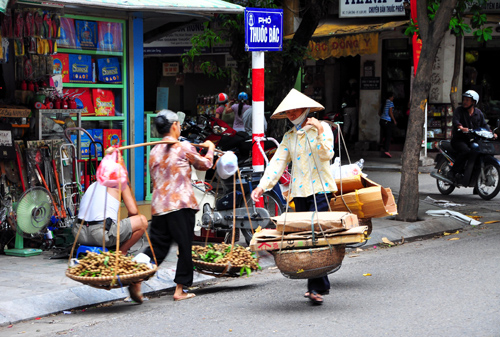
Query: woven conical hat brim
271,88,325,119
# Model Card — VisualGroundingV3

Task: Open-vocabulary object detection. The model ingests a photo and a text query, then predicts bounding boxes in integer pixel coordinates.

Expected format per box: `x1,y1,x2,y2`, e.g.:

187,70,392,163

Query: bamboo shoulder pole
105,140,224,155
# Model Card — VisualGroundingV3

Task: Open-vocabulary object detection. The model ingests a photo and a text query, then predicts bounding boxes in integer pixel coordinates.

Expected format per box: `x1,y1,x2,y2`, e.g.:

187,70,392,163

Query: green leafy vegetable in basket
192,243,260,276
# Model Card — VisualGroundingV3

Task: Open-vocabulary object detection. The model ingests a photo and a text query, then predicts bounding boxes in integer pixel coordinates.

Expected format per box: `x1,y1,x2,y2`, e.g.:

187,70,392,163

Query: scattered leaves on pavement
448,237,460,241
382,237,395,246
484,220,500,224
363,273,372,276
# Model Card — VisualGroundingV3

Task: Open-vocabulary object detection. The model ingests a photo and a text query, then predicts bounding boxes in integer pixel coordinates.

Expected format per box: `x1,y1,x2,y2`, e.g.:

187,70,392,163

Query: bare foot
173,293,196,301
128,283,143,304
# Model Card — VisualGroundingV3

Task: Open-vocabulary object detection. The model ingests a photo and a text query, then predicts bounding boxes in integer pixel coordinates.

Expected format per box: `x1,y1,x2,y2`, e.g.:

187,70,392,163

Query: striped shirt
380,99,394,122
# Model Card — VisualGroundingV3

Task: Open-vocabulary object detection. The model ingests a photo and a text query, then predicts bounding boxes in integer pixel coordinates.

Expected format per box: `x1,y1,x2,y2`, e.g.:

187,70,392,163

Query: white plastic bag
330,157,363,180
216,152,238,179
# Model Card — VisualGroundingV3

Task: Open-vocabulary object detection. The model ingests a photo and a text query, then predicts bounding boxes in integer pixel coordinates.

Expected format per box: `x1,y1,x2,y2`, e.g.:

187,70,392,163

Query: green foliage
181,0,278,78
404,0,493,42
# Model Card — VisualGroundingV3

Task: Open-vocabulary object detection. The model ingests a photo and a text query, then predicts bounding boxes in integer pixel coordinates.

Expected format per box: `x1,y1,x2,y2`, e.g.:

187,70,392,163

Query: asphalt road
2,170,499,336
367,170,500,216
2,221,499,337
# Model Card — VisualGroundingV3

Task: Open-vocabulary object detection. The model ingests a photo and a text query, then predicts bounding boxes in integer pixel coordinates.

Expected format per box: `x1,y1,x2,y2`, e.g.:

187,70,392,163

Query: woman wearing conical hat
251,88,338,305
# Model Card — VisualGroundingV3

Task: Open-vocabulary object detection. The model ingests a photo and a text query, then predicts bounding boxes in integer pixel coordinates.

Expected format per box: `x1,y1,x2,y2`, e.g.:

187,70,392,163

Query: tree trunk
396,0,459,221
450,35,462,110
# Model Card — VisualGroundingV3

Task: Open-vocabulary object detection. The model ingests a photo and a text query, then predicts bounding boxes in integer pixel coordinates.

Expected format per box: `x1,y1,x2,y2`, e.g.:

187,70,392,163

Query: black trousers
379,119,393,152
293,193,333,294
450,139,472,175
143,208,196,287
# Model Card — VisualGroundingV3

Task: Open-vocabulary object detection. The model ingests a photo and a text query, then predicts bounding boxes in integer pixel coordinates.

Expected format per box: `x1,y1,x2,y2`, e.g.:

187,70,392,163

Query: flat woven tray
66,265,158,290
193,259,246,277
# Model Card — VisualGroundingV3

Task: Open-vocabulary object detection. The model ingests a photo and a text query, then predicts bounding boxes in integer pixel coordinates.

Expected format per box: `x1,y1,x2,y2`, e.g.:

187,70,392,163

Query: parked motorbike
182,114,280,169
200,166,287,245
181,114,252,161
430,128,500,200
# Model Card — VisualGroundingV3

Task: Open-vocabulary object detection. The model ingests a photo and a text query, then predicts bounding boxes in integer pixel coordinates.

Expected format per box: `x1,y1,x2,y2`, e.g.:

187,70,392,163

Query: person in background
139,109,215,303
73,182,148,305
379,92,396,158
447,90,496,183
242,106,268,136
215,93,230,120
73,182,148,256
251,89,337,305
342,79,359,143
227,92,251,132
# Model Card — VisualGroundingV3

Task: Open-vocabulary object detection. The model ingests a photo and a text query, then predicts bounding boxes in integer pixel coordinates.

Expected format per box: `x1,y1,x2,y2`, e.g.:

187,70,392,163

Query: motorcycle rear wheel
241,192,283,245
476,162,500,200
436,159,455,195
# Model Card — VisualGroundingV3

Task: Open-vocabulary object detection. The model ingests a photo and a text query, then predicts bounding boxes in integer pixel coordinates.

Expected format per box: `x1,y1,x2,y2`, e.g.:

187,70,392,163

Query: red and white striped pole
252,51,265,173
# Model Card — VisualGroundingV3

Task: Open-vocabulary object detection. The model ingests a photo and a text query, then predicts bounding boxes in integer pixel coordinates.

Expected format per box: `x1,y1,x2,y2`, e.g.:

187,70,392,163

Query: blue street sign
245,8,283,52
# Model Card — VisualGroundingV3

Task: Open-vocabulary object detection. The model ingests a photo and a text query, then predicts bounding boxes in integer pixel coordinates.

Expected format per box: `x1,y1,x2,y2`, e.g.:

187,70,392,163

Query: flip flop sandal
308,291,323,305
173,293,196,301
304,290,329,298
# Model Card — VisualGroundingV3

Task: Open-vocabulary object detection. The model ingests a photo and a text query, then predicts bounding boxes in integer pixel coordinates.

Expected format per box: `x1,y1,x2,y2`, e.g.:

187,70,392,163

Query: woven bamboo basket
65,265,158,290
193,260,246,277
359,218,373,236
271,245,346,279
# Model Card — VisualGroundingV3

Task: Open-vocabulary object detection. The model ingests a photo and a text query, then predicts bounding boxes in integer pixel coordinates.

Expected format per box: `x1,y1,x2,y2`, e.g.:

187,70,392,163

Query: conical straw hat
271,88,325,120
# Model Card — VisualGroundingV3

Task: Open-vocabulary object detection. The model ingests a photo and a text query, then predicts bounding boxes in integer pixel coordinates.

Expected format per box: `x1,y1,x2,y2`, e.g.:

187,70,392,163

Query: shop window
463,38,500,128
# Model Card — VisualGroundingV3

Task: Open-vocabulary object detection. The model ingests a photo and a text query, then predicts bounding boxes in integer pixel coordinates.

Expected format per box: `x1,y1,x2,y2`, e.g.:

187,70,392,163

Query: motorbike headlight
213,125,227,135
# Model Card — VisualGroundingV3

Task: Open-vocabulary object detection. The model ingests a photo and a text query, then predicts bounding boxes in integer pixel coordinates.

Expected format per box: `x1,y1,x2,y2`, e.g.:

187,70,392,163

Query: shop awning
286,18,408,59
17,0,244,14
285,19,409,39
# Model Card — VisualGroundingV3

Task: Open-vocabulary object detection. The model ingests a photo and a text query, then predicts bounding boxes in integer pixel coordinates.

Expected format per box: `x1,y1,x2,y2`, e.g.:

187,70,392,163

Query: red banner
411,0,421,76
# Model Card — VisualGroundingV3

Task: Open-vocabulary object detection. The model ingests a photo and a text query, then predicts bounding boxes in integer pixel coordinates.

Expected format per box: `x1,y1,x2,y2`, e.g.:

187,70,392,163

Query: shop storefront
295,14,410,150
462,17,500,128
0,0,243,255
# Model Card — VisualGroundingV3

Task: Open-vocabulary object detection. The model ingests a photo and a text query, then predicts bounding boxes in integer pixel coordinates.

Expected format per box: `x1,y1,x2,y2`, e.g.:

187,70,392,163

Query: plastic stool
76,245,108,258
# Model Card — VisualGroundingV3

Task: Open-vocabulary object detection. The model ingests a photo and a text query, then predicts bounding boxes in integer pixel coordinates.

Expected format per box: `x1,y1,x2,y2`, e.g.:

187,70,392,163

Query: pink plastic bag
96,149,128,190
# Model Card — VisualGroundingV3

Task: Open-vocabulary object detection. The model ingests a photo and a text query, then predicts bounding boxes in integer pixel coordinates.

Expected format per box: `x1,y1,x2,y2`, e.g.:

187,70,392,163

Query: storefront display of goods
196,95,219,115
192,243,261,277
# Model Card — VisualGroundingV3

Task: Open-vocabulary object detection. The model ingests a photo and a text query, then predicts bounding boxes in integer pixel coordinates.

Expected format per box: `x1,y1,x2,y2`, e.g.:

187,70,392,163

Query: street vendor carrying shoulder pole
251,89,338,305
138,109,215,302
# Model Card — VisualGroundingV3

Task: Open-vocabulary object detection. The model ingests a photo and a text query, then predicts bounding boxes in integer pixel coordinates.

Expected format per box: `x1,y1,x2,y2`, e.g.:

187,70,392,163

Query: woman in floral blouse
251,89,337,305
139,109,215,303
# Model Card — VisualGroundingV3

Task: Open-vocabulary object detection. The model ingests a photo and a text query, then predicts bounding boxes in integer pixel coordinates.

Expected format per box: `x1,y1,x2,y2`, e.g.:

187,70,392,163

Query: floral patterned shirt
257,122,337,197
150,136,214,215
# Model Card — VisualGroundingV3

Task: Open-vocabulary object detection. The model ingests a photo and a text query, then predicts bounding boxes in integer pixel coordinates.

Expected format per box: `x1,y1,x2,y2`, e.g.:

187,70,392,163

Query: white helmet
462,90,479,104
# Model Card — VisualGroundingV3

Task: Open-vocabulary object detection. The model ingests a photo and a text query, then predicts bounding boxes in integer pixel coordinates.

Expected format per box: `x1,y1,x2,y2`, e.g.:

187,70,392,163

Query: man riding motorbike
447,90,497,183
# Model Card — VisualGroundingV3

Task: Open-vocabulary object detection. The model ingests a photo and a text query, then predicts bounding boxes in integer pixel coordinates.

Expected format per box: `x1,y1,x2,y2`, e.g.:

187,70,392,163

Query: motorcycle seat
439,140,458,155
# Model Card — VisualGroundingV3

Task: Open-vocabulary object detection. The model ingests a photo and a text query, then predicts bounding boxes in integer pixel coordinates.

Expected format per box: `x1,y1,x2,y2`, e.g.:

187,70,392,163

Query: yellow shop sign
308,32,378,59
